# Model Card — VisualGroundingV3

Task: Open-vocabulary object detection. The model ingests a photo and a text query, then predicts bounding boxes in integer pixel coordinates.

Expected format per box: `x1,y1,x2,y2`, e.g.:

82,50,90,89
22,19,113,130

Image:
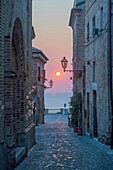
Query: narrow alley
15,114,113,170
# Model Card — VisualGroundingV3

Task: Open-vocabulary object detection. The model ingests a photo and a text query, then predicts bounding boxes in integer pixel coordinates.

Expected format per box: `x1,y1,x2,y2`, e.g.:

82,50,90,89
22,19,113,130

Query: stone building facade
69,0,85,133
0,0,35,169
85,0,113,144
32,47,48,125
70,0,113,144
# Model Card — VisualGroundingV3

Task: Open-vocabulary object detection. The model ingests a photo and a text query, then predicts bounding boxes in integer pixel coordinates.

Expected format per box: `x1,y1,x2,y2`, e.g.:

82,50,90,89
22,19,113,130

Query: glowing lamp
49,80,53,88
61,57,68,72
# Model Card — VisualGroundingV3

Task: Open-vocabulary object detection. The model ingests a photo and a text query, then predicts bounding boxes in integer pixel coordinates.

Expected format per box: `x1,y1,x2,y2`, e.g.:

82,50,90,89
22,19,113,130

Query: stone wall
0,0,5,143
85,0,111,142
32,48,48,125
0,0,35,169
70,0,113,144
0,0,8,169
69,1,85,133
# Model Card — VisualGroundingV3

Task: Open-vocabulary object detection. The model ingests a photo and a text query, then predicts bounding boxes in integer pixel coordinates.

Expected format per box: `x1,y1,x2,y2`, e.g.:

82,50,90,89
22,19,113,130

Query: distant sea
44,92,72,109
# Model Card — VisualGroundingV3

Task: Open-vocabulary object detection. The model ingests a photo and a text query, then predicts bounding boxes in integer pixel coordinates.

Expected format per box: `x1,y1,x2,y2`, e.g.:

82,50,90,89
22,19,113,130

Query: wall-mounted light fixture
44,80,54,89
61,57,76,72
33,79,53,89
61,57,82,77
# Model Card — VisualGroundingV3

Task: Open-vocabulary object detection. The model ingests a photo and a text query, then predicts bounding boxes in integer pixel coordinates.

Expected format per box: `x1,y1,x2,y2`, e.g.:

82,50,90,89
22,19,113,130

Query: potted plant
69,96,78,132
77,109,82,135
69,92,82,134
76,92,82,136
72,111,78,132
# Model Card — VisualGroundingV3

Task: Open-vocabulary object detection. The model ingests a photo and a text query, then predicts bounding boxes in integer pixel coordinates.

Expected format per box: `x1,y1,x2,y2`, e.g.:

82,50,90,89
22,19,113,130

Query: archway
11,18,26,146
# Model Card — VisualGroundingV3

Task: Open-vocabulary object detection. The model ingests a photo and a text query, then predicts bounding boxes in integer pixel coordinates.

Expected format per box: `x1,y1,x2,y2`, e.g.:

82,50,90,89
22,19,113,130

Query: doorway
93,90,98,137
87,93,90,132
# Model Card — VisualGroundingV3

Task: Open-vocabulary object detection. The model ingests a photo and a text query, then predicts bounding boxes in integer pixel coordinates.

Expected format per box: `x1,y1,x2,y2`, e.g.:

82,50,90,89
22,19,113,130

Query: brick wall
0,0,5,143
0,0,35,169
0,1,8,169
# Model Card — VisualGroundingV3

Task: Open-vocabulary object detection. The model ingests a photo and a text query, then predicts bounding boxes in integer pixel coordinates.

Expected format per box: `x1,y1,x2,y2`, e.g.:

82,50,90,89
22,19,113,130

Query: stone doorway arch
11,18,26,147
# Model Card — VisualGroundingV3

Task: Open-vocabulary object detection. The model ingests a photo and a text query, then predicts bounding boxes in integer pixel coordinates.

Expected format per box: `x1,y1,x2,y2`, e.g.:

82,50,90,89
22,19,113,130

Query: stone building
32,47,48,125
70,0,113,145
0,0,35,169
85,0,113,144
69,0,85,134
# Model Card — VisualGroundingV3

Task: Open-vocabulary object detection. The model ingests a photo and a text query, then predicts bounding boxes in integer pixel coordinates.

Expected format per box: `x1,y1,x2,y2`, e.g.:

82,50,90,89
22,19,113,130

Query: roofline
32,47,49,61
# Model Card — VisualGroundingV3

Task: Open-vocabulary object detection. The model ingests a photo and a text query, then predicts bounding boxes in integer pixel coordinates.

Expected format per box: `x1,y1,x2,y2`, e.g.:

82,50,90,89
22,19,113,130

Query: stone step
14,146,26,165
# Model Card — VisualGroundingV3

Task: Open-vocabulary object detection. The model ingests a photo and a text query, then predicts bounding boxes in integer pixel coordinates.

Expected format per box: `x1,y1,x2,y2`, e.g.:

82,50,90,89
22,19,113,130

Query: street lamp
61,57,76,72
61,57,82,77
49,80,54,88
61,57,68,72
32,79,53,89
44,80,54,89
61,57,75,72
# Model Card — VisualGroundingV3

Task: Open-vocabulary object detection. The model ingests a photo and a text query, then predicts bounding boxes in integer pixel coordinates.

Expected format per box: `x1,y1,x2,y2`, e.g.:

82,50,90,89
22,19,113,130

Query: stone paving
15,114,113,170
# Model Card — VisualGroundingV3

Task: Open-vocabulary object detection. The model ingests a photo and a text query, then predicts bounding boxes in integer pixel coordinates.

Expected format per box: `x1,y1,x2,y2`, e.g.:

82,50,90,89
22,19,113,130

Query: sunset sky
32,0,74,108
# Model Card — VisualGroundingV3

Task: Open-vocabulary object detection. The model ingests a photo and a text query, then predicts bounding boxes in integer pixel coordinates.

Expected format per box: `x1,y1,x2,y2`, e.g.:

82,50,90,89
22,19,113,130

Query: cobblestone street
15,114,113,170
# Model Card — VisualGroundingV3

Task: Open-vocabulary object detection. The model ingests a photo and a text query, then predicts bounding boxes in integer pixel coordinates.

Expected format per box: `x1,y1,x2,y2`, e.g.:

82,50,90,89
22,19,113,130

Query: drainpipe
109,0,113,149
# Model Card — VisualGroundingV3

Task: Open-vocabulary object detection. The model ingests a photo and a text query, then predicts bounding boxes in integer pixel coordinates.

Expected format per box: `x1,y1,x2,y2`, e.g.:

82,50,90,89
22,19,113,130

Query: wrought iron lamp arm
63,69,76,72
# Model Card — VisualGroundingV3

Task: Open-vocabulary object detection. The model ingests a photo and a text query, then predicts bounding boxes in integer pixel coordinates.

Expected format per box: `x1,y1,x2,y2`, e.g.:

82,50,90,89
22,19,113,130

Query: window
93,61,95,82
87,22,89,41
38,66,40,81
43,70,45,82
100,7,103,31
92,15,95,37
